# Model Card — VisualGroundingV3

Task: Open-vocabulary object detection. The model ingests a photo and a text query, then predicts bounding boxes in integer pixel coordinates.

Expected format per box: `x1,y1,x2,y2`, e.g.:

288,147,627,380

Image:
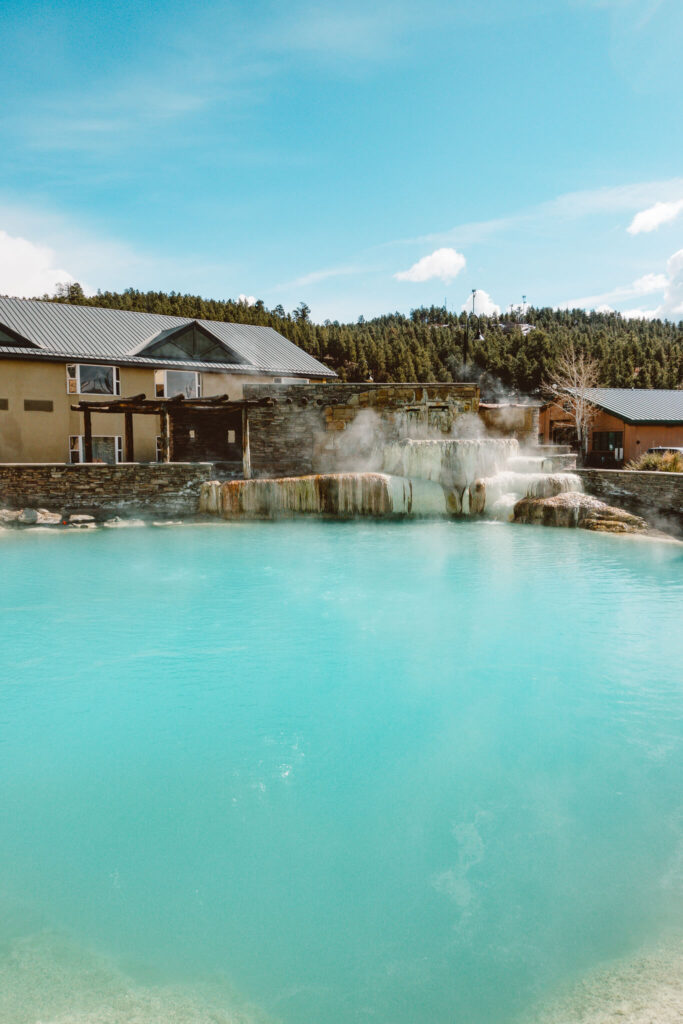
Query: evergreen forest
47,285,683,400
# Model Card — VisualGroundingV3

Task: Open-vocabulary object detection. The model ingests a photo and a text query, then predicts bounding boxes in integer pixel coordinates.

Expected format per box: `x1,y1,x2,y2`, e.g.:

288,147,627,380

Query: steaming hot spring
1,424,680,1024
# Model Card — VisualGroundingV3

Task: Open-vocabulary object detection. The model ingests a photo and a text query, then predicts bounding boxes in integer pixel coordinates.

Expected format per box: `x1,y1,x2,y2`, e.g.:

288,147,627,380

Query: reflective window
66,364,120,395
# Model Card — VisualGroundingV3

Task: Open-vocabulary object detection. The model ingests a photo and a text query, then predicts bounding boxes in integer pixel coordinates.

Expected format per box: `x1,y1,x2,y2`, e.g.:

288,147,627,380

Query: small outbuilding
539,388,683,466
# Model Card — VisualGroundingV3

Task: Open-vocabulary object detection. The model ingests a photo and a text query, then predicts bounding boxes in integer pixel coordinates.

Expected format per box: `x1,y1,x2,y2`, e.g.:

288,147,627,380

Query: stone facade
0,463,227,517
577,468,683,534
244,382,479,478
478,403,540,444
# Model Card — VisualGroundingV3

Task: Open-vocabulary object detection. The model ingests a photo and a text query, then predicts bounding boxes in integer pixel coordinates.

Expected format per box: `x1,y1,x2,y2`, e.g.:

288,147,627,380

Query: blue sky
1,0,683,322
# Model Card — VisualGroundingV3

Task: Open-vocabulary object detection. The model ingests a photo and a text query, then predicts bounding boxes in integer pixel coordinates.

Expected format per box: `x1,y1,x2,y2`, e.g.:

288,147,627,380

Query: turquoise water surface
0,521,681,1024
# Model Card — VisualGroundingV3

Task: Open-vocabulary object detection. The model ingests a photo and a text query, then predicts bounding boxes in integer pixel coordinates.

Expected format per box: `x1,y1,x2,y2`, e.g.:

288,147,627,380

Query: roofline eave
0,347,337,377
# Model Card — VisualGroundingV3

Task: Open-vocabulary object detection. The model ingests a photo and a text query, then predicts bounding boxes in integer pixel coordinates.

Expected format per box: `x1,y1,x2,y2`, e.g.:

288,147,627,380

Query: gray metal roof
581,387,683,424
0,296,335,377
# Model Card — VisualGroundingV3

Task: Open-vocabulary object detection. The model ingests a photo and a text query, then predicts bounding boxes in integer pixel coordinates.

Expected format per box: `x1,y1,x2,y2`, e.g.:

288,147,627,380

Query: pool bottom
1,920,681,1024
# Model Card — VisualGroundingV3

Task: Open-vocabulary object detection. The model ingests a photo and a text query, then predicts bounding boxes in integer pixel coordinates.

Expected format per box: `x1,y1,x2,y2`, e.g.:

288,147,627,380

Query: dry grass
627,451,683,472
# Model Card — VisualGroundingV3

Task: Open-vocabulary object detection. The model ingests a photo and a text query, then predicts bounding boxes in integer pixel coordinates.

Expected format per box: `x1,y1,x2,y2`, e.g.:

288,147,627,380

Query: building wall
622,423,683,463
0,360,159,462
539,401,683,464
244,382,480,478
201,371,285,400
0,359,324,463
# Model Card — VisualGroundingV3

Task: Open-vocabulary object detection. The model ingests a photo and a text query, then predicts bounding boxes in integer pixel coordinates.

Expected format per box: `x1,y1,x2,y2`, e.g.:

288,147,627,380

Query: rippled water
0,522,681,1024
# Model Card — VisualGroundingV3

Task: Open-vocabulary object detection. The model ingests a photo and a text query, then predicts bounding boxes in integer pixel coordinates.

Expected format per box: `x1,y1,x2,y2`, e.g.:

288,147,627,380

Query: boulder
18,508,38,524
513,491,647,533
68,513,97,530
102,518,146,528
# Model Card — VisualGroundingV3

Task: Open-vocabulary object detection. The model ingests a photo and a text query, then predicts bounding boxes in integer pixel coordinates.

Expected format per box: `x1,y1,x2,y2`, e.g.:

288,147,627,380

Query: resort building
539,388,683,466
0,297,334,464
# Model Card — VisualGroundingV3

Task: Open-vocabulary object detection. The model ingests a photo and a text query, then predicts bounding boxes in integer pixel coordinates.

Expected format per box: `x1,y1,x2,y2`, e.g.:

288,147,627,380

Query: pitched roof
0,296,335,378
581,388,683,424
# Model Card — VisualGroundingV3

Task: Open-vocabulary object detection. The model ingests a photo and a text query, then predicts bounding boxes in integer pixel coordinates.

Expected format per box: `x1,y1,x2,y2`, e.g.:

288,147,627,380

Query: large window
69,435,123,464
592,431,623,452
67,364,121,396
154,369,201,398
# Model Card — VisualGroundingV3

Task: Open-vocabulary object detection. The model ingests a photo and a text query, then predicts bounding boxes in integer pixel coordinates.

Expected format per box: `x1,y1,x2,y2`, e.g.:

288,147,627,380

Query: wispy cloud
281,265,371,289
562,271,668,310
627,198,683,234
564,248,683,320
395,248,466,283
387,177,683,249
0,202,247,299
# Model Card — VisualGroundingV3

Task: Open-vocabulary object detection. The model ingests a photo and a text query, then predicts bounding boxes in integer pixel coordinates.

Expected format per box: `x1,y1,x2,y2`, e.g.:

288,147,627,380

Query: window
154,369,201,398
67,364,120,396
69,435,123,464
592,430,623,452
273,377,308,384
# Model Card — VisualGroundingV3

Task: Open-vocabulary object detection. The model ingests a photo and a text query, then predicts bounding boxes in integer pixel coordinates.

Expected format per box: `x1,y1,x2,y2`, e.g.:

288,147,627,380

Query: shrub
626,451,683,472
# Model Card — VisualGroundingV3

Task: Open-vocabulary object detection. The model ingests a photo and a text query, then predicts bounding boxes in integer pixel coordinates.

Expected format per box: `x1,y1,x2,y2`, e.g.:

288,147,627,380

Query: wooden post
167,410,174,462
158,409,169,462
124,410,134,463
83,407,93,463
242,409,252,479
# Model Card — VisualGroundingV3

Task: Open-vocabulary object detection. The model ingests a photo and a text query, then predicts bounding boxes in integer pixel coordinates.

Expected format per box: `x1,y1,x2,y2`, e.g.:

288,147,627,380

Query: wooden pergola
70,392,276,472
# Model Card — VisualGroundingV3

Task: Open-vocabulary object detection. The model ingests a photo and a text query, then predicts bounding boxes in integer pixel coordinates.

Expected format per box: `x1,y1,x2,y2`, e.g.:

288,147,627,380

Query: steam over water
1,523,681,1024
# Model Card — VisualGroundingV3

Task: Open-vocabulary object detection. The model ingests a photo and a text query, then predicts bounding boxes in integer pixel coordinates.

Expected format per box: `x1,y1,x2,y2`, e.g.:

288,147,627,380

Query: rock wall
0,463,225,516
244,383,479,478
577,468,683,534
478,404,540,444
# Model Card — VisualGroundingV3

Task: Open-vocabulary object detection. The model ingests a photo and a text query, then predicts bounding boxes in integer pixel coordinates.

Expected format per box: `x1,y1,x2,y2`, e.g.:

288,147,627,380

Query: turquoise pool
0,521,681,1023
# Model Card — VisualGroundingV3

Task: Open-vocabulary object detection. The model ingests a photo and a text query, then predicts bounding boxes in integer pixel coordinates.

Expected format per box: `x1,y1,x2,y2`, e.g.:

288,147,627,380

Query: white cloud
621,307,658,320
627,198,683,234
659,247,683,316
395,247,466,283
0,229,80,298
562,271,668,311
238,294,256,305
597,249,683,321
461,288,500,316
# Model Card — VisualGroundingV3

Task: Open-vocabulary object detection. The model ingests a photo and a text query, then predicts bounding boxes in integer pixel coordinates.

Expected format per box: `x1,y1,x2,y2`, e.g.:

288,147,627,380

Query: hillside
45,285,683,400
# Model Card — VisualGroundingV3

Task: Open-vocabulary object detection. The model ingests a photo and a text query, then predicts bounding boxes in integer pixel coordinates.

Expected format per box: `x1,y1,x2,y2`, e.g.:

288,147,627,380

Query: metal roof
0,296,335,378
581,387,683,424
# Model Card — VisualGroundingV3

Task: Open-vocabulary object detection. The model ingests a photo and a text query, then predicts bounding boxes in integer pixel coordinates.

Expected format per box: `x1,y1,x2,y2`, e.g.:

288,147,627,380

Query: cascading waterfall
200,474,453,518
200,437,582,520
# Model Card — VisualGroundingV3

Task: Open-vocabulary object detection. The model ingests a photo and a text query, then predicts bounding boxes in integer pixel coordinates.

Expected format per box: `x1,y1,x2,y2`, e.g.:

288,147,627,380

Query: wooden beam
158,409,170,463
83,407,93,463
124,410,134,462
242,408,251,479
165,409,173,462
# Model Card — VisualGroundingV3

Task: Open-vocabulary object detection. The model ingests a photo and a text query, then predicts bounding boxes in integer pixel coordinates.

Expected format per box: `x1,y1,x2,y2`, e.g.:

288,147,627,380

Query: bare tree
543,344,601,462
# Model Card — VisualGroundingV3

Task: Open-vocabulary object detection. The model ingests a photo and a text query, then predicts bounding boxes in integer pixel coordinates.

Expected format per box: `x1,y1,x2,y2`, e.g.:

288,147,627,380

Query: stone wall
244,382,479,478
577,468,683,534
0,462,228,516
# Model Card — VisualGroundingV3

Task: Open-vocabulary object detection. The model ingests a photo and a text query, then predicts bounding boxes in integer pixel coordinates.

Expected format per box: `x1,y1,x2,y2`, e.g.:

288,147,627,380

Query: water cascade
200,474,453,518
200,437,583,520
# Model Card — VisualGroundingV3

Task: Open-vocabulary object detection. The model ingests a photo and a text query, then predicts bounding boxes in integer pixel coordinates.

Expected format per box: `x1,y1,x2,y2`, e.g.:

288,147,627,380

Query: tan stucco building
0,298,333,464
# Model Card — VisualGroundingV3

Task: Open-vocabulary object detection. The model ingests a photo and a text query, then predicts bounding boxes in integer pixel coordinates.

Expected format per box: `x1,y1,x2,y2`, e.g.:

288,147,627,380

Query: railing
585,451,624,468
